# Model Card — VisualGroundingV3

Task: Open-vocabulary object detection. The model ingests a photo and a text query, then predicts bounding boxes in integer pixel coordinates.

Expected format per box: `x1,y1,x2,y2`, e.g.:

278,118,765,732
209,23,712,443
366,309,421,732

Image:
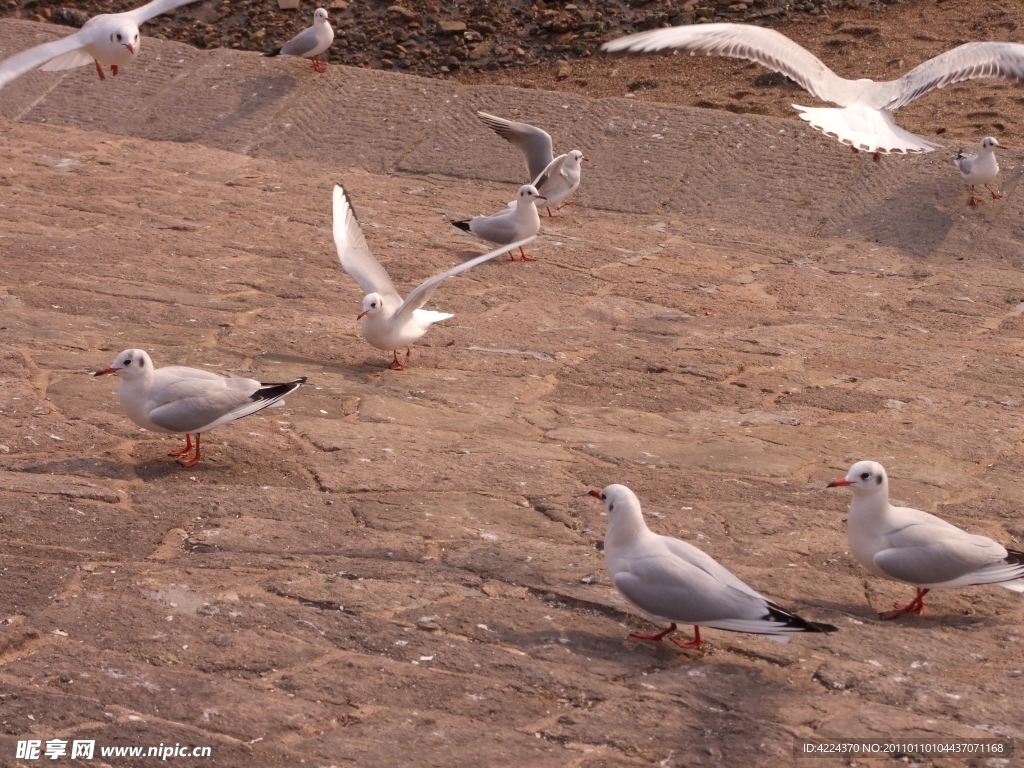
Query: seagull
0,0,202,90
451,184,545,261
602,23,1024,157
589,485,837,648
94,349,306,467
828,461,1024,620
264,8,334,74
333,185,536,370
475,111,589,216
955,137,1003,205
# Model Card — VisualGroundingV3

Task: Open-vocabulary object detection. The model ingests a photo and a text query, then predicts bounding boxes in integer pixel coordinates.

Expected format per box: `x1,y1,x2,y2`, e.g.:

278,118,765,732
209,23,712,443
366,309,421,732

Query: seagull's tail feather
40,49,94,72
413,309,455,327
251,376,308,403
704,604,837,642
792,103,943,155
263,47,283,58
932,549,1024,590
451,220,472,233
197,378,308,434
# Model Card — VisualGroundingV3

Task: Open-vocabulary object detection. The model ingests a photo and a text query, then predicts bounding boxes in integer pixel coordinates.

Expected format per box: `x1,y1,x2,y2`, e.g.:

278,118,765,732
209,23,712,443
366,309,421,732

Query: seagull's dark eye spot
860,472,870,480
116,33,122,41
609,504,614,512
600,493,606,501
876,475,883,485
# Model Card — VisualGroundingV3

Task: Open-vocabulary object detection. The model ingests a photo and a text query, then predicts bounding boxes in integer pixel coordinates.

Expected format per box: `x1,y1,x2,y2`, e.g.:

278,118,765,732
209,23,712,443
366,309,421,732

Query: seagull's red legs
169,434,193,457
178,433,203,468
879,588,929,620
557,200,575,210
518,246,535,262
985,183,1003,200
969,184,981,206
312,57,327,73
670,626,703,649
390,348,410,370
94,60,106,80
110,65,119,76
629,623,677,642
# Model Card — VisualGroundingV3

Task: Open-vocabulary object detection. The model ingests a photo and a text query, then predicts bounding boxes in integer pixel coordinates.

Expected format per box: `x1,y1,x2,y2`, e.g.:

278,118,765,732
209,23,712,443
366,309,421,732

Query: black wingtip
251,377,307,402
1005,549,1024,566
263,47,282,58
338,186,360,222
451,220,471,232
767,605,837,634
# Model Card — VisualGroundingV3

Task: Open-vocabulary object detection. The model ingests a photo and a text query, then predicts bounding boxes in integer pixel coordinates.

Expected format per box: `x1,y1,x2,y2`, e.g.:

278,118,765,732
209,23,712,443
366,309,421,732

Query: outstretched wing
886,42,1024,111
0,29,90,89
531,153,568,190
332,185,400,301
394,235,537,325
602,23,855,106
476,111,555,181
124,0,203,25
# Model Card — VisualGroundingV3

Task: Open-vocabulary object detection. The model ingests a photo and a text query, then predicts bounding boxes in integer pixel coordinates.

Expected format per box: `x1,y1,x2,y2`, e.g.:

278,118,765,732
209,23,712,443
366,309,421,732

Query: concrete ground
1,19,1023,767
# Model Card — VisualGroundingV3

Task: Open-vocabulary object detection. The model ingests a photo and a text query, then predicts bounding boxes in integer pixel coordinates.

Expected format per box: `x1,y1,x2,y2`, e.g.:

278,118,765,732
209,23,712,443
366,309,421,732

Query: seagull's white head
827,460,889,497
107,24,140,56
588,484,643,520
357,292,384,321
980,136,1001,152
567,149,589,167
314,7,329,22
515,184,546,206
93,348,153,380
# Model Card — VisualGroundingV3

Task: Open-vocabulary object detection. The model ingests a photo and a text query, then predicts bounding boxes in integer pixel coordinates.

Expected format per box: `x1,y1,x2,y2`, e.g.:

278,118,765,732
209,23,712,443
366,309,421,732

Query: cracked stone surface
1,21,1023,767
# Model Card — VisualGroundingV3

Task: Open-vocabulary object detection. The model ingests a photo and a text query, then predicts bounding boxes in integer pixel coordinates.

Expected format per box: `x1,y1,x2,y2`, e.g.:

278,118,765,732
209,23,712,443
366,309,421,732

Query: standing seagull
828,461,1024,620
264,8,334,73
94,349,306,468
333,186,536,370
589,484,837,648
476,111,588,216
0,0,202,89
451,184,545,261
602,24,1024,157
955,137,1002,205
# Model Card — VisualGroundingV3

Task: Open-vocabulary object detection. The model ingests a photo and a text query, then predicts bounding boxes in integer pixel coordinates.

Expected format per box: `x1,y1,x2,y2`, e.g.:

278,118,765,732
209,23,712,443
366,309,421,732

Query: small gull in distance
590,484,837,648
94,349,306,468
828,460,1024,620
263,8,334,74
451,184,545,262
954,137,1003,206
602,23,1024,158
475,111,588,217
0,0,203,89
333,185,536,370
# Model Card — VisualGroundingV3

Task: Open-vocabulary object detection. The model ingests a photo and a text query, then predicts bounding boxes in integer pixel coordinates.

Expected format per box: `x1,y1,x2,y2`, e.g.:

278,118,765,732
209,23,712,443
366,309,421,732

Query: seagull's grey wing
468,210,521,245
394,235,537,325
886,42,1024,111
0,29,91,89
279,25,320,57
147,376,260,434
332,185,400,301
476,111,555,181
601,23,855,106
532,153,568,191
875,522,1007,586
954,152,976,174
124,0,203,25
659,535,766,602
614,554,768,624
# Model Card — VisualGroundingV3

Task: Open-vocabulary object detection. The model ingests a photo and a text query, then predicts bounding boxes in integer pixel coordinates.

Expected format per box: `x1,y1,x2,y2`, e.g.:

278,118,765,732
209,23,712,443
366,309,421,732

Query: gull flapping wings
886,42,1024,110
476,111,555,181
532,153,568,192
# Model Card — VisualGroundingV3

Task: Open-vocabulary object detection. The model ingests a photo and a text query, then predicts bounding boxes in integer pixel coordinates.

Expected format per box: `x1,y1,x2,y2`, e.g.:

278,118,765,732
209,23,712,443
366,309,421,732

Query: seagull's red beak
536,194,547,201
581,156,589,162
588,489,602,498
125,43,134,53
93,366,120,377
356,310,368,320
826,477,851,488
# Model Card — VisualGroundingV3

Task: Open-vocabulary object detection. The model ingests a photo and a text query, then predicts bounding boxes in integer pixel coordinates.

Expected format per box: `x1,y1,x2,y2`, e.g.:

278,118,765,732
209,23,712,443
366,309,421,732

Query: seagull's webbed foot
110,65,119,76
313,57,327,73
176,434,203,468
546,208,561,218
94,60,106,80
629,623,677,642
872,151,881,163
168,434,193,457
669,626,703,649
969,195,981,206
557,200,575,210
986,183,1003,200
879,588,928,620
518,246,536,262
389,350,407,370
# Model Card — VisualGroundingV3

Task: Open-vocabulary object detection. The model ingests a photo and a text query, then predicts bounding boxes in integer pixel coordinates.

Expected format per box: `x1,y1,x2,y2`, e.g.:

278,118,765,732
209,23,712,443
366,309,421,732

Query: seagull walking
94,349,306,467
264,8,334,73
955,137,1002,205
451,184,545,261
602,24,1024,157
0,0,202,89
334,185,535,370
828,461,1024,620
475,111,588,216
590,485,837,648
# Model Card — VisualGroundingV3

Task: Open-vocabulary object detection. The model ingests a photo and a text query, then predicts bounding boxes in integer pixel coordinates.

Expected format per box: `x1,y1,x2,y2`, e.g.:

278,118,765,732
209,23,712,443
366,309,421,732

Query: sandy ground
2,11,1024,767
